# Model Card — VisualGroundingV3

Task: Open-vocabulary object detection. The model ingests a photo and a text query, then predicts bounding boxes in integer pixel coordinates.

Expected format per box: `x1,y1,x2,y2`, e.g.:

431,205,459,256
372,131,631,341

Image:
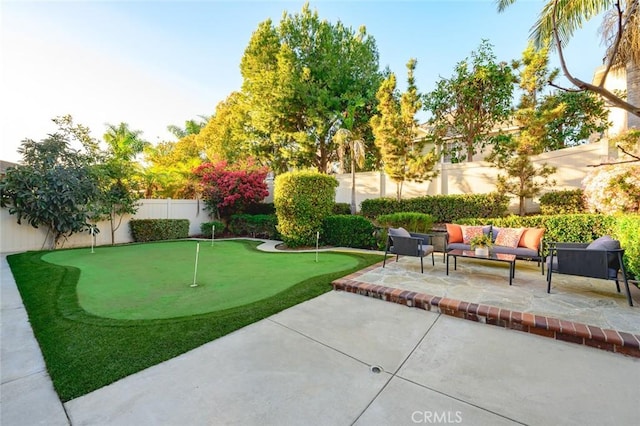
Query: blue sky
1,0,604,163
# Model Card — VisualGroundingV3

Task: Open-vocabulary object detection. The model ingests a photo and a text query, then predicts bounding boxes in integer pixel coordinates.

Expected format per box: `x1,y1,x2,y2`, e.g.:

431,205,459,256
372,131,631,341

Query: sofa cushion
461,225,484,244
446,223,463,243
519,228,545,250
447,242,470,251
491,226,501,242
493,246,538,258
494,228,524,248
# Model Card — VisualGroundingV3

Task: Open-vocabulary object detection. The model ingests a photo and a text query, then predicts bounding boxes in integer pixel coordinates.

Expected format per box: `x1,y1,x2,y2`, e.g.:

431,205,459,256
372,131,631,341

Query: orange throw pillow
519,228,545,250
460,225,484,244
446,224,463,243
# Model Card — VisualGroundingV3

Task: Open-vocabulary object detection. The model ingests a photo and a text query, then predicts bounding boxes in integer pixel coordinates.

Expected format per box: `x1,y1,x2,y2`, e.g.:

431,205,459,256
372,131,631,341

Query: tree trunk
350,160,357,215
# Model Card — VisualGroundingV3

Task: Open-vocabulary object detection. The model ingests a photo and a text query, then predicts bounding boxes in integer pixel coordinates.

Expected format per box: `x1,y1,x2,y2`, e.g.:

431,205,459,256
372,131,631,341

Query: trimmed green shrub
200,221,225,238
360,198,402,218
614,215,640,280
244,203,276,215
376,212,435,233
539,189,585,215
361,193,508,223
321,215,376,249
274,171,338,247
332,203,352,215
130,219,189,242
229,214,278,239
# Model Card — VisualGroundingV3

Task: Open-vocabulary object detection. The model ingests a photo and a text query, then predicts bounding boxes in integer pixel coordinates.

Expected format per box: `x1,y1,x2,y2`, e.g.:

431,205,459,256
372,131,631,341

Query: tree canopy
424,40,516,163
497,0,640,118
239,2,382,173
0,117,100,249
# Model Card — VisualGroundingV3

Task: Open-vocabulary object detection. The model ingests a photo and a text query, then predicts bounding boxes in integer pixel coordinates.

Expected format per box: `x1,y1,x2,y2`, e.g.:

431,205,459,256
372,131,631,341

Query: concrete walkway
2,245,640,425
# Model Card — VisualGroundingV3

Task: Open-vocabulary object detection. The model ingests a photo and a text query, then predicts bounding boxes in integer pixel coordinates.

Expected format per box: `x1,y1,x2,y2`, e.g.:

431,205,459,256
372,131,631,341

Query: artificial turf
42,240,361,320
7,240,383,401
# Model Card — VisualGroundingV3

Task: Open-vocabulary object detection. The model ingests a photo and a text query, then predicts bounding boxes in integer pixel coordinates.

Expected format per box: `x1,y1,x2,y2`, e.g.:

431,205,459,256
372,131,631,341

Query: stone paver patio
333,253,640,357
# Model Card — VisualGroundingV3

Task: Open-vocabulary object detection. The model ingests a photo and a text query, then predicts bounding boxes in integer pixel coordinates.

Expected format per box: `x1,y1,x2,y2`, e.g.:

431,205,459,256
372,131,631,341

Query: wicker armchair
546,237,633,306
383,227,435,273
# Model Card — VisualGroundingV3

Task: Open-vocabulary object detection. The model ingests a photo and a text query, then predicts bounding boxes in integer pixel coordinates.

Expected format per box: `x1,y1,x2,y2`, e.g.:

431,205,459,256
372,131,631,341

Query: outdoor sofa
445,224,546,274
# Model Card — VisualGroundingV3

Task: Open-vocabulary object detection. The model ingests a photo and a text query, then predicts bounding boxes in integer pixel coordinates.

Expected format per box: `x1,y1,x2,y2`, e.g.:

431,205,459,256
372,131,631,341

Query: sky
1,0,606,164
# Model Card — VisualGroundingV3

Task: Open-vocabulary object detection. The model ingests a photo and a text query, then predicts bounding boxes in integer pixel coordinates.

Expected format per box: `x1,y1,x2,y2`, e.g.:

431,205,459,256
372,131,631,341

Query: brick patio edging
332,262,640,358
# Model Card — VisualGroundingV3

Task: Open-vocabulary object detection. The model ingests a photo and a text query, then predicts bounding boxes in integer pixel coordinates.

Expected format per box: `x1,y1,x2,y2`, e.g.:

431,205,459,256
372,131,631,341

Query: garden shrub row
130,219,190,242
539,189,586,215
244,202,276,215
200,221,225,238
375,212,435,233
457,213,639,279
229,214,279,239
360,193,509,223
321,215,377,249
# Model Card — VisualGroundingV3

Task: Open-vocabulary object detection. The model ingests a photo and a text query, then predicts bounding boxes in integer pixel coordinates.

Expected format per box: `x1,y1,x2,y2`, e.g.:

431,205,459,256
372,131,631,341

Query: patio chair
383,227,435,273
546,236,633,306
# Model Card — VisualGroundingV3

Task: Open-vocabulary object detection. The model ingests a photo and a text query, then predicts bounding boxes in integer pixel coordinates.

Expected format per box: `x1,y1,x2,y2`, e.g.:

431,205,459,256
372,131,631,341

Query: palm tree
334,128,365,215
167,115,210,139
103,122,149,161
497,0,640,118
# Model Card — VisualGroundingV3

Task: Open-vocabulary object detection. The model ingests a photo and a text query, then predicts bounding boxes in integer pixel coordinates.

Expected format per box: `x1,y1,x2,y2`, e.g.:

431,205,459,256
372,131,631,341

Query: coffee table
446,249,517,285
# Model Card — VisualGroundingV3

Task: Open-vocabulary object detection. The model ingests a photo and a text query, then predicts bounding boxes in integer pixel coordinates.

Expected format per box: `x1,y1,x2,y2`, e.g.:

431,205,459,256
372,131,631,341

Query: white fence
0,199,210,253
1,140,609,253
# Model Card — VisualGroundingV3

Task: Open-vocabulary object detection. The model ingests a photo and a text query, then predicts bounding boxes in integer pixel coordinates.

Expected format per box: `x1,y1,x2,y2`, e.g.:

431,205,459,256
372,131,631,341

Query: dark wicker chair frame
546,242,633,307
383,231,435,273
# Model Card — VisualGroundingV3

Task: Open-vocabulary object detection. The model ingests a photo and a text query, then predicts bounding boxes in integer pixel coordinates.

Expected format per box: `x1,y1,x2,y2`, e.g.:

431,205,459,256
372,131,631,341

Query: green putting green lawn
9,239,383,401
43,240,360,320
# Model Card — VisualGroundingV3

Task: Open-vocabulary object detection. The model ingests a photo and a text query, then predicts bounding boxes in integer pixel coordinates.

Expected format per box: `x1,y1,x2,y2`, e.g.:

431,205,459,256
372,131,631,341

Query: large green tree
239,3,382,173
497,0,640,118
371,59,439,200
196,92,252,164
0,117,100,249
424,40,516,163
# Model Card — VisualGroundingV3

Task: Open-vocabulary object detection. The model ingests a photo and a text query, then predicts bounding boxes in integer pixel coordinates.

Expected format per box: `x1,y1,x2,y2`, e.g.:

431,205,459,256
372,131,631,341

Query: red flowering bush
194,159,269,220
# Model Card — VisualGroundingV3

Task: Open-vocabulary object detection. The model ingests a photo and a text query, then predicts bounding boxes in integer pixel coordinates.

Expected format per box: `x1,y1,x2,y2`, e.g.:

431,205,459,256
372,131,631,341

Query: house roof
1,160,20,175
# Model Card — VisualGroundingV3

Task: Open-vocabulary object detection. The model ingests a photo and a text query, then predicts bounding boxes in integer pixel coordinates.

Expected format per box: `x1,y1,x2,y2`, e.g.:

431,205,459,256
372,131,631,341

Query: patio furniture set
382,225,634,307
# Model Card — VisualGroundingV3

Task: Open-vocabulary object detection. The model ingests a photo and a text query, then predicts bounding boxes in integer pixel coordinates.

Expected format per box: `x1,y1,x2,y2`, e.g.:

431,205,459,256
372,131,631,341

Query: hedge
457,213,639,279
332,203,352,215
361,193,509,223
274,171,338,247
375,212,435,233
321,215,376,249
229,214,278,239
244,203,276,215
129,219,190,242
200,221,225,238
539,189,586,215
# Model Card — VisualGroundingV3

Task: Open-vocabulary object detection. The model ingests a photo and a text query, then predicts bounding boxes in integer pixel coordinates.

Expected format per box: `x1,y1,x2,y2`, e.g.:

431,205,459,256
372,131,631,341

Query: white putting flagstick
191,242,200,287
316,231,320,263
211,225,215,246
